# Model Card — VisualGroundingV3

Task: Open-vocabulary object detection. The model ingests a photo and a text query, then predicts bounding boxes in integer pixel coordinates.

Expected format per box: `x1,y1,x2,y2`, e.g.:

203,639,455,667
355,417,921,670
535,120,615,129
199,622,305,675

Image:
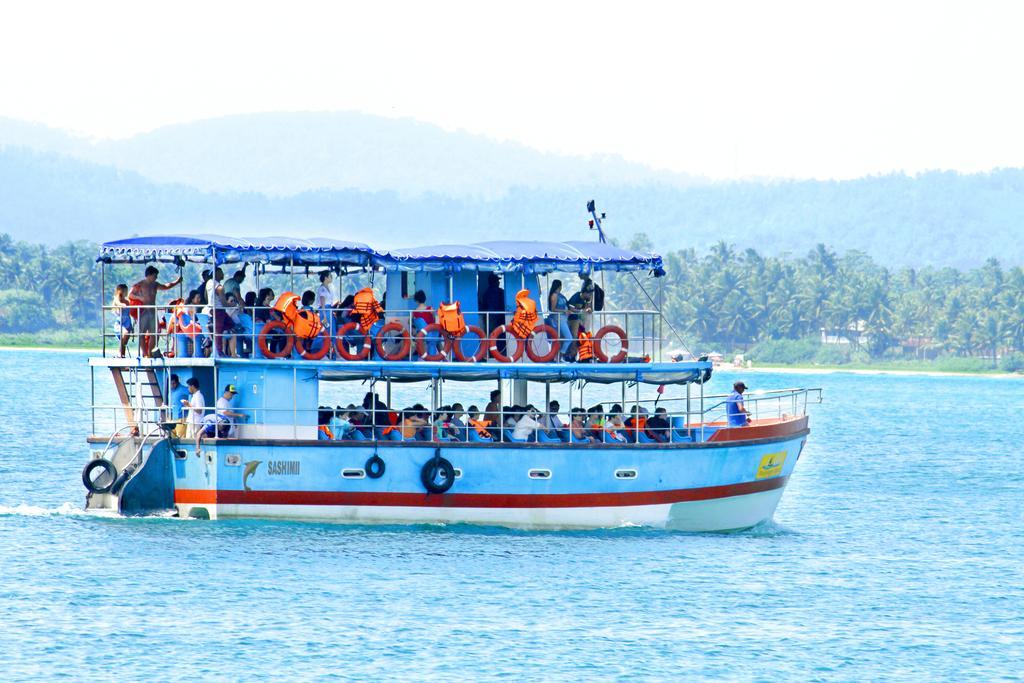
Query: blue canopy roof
97,235,662,274
378,240,662,274
97,234,377,267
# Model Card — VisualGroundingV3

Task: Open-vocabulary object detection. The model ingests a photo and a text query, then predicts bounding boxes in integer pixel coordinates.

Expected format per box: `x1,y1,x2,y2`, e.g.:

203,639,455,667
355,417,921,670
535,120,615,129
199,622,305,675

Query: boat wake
0,502,86,517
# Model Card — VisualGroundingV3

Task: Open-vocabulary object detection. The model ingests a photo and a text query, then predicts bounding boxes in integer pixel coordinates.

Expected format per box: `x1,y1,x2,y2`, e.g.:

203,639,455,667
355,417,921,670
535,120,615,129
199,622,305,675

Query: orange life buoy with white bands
258,320,294,359
488,325,524,363
375,321,412,361
594,325,629,363
335,321,371,360
295,329,331,360
452,325,488,362
415,323,451,361
525,323,560,363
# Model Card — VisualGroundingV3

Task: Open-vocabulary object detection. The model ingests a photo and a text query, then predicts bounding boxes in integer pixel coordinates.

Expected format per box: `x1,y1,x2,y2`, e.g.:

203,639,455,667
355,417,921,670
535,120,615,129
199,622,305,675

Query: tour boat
82,233,819,531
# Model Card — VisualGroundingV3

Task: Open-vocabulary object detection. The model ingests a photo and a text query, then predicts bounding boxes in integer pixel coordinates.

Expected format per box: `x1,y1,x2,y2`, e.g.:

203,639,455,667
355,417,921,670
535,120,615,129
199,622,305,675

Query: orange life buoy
375,321,411,361
525,323,560,363
488,325,524,363
594,325,629,363
258,320,294,359
335,321,371,360
415,323,451,361
452,325,488,362
295,328,331,360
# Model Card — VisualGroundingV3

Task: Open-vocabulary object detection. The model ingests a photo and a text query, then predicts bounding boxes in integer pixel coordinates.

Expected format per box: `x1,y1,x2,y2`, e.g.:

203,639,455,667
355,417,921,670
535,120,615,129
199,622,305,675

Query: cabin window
341,468,366,479
528,469,552,479
614,469,638,479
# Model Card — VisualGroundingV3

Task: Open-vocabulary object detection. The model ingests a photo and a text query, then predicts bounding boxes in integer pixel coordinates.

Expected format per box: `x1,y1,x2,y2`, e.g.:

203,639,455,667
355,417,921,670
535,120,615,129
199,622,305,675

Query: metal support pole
100,263,106,357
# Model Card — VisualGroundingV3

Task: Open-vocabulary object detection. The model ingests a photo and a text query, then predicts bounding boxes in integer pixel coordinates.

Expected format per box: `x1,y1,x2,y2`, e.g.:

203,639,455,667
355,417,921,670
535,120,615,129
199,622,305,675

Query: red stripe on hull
175,476,788,509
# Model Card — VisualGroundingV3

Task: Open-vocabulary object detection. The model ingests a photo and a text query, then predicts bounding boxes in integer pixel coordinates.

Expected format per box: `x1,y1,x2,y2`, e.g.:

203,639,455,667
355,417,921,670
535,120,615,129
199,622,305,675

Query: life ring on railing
295,329,331,360
594,325,629,363
525,323,560,363
452,325,488,362
258,321,294,359
334,321,371,360
488,325,524,363
415,323,451,361
375,322,411,361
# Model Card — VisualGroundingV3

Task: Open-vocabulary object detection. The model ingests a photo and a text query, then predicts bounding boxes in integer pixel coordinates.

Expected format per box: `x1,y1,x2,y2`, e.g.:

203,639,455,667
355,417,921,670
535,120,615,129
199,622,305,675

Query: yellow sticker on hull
756,451,787,479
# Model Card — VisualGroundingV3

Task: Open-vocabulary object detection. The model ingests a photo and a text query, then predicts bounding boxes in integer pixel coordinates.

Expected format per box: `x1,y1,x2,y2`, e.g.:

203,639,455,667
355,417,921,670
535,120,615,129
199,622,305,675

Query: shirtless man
131,265,182,357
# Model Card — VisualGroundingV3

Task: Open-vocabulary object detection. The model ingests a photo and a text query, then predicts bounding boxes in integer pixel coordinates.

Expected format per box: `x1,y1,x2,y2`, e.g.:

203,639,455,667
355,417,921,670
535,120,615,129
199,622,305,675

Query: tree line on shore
1,233,1022,368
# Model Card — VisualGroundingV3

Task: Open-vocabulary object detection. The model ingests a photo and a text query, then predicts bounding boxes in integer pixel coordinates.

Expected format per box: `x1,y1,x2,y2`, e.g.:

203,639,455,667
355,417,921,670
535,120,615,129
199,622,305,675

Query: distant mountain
1,146,1022,268
0,113,703,198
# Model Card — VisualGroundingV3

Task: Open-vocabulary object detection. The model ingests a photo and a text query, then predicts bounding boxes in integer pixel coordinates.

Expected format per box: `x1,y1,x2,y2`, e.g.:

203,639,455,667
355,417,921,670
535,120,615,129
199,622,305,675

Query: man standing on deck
726,381,752,426
130,265,182,356
182,377,205,438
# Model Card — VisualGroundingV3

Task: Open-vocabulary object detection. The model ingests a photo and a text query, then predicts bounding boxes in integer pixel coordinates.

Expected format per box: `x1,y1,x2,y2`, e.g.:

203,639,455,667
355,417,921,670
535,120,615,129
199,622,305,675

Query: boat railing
99,304,665,363
91,388,821,446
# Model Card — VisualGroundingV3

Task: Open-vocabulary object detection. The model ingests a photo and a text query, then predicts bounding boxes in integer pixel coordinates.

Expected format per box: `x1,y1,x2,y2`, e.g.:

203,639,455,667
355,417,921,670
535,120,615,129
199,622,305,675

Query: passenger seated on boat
541,400,563,434
603,412,628,443
362,392,392,433
625,406,647,441
587,404,605,438
329,406,358,440
385,406,428,440
726,381,752,427
448,403,468,441
483,389,502,429
569,409,598,443
317,407,334,440
432,407,454,441
512,405,542,441
466,406,494,442
645,408,671,443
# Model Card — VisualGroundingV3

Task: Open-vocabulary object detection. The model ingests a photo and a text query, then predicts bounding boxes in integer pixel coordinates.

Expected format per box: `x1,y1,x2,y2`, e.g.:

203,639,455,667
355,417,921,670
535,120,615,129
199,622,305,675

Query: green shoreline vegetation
1,233,1023,374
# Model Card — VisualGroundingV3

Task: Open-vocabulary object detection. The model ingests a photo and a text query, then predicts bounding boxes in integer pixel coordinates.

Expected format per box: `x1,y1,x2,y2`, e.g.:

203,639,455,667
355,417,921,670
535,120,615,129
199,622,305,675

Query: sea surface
1,349,1022,680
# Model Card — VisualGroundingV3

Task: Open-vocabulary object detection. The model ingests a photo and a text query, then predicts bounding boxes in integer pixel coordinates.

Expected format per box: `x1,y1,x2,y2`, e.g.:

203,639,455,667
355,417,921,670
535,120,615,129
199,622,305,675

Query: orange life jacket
352,287,384,333
468,418,492,439
174,302,202,336
437,301,467,336
626,416,647,433
318,425,334,440
272,291,323,339
577,328,594,361
510,289,539,338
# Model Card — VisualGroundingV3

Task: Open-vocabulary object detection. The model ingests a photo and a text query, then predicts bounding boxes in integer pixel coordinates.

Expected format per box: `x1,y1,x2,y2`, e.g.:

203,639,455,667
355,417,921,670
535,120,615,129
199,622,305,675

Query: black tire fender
420,454,455,494
82,459,117,494
365,454,386,479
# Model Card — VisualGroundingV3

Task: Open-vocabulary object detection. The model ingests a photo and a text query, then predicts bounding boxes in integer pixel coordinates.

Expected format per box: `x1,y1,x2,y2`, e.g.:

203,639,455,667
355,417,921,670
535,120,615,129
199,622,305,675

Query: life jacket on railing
468,418,492,440
509,289,538,338
173,301,202,336
437,301,467,336
352,287,384,333
577,326,595,362
272,291,323,339
318,424,334,440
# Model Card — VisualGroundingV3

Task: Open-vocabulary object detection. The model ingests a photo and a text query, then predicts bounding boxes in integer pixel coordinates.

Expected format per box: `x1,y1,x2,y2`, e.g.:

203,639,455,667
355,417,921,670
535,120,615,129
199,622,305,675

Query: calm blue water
1,350,1022,680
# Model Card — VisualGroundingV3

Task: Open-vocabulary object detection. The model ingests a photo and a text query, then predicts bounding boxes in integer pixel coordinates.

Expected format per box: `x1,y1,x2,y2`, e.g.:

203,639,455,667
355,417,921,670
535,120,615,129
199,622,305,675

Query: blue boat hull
168,432,807,531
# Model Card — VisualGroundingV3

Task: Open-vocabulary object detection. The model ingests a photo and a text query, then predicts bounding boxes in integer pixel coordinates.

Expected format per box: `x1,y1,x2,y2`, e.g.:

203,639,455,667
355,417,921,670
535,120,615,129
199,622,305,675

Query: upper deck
95,233,691,375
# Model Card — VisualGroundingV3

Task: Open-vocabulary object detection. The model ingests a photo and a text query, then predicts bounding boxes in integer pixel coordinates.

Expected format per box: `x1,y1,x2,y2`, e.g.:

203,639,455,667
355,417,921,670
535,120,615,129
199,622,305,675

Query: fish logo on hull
756,451,786,479
243,460,262,491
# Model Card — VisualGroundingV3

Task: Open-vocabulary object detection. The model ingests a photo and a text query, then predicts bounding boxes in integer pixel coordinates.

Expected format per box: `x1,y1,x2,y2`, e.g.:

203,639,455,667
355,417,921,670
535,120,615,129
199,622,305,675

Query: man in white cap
216,384,248,438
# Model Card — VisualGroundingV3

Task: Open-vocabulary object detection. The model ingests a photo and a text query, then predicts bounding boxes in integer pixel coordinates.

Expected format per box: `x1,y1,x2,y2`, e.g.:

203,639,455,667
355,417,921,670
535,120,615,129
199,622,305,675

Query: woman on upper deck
546,279,574,362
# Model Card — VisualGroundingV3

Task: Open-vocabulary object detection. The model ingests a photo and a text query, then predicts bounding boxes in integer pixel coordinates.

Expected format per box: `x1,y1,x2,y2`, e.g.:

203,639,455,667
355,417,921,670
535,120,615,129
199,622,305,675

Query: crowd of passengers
110,264,604,361
315,391,681,444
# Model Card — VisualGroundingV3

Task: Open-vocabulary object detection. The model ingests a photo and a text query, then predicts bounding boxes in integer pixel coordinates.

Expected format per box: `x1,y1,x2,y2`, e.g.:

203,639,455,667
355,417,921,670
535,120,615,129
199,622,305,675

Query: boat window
614,468,638,479
528,469,552,479
341,468,366,479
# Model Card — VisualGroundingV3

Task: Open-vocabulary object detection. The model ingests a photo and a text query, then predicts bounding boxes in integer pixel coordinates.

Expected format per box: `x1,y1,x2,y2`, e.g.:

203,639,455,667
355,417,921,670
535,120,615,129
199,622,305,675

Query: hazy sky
1,0,1020,179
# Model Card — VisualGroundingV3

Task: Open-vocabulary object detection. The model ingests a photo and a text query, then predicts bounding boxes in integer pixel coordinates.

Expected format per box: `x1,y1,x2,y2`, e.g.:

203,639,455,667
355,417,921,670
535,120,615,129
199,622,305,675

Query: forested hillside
1,147,1023,268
